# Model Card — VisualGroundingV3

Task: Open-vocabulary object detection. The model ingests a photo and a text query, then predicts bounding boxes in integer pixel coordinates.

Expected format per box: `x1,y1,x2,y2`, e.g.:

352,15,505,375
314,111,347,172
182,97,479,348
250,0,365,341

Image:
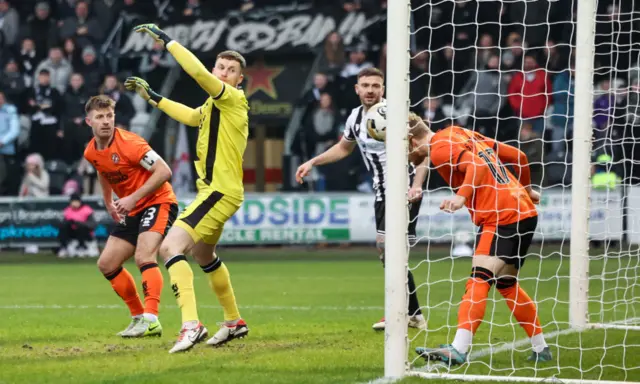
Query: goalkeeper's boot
117,317,141,337
206,319,249,347
528,347,553,362
169,322,208,354
416,344,467,365
122,318,163,338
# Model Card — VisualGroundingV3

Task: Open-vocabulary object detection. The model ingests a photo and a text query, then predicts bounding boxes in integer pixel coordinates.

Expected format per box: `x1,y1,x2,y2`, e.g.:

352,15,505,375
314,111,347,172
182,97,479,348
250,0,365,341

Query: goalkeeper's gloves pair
125,24,172,107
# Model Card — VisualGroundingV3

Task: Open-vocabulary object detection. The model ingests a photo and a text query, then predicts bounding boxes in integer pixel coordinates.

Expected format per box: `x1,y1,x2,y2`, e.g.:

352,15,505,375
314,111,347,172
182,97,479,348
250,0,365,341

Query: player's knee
470,266,495,286
97,254,118,275
496,276,517,291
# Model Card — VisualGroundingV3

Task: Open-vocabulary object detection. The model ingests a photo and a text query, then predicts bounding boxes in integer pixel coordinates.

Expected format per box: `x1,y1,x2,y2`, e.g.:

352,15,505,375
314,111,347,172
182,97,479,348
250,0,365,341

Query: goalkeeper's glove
124,77,163,107
133,23,172,46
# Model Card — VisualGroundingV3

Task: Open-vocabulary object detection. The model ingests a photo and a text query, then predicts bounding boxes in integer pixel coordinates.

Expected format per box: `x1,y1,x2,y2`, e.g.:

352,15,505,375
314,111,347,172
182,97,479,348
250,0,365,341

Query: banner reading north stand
119,8,386,56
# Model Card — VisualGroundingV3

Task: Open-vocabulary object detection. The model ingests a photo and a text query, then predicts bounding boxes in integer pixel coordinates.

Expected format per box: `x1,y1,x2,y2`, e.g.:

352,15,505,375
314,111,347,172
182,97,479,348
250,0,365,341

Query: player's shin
140,263,163,322
201,257,240,324
452,267,494,354
497,277,547,353
165,255,199,325
104,266,144,317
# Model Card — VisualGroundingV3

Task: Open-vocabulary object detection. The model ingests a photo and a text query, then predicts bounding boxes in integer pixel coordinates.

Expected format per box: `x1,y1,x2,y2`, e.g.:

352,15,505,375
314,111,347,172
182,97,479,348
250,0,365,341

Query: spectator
63,38,83,69
476,33,495,67
0,90,20,195
550,59,575,153
410,49,431,115
501,32,524,72
63,73,91,161
0,0,20,47
340,47,373,78
307,93,341,190
57,0,81,20
76,45,104,94
60,0,104,49
378,42,387,75
1,58,27,108
457,53,507,137
27,69,64,161
507,52,552,136
35,46,73,94
99,74,135,129
422,95,449,132
323,32,345,76
18,37,39,87
20,1,58,56
57,193,98,258
591,153,620,190
91,0,125,32
181,0,210,20
19,152,49,197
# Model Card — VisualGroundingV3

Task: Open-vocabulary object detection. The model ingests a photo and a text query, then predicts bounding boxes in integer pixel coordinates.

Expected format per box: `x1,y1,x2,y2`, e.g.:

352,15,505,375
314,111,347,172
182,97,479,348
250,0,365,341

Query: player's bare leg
372,234,426,331
122,231,164,338
190,242,248,346
496,263,551,361
97,236,143,336
159,225,207,353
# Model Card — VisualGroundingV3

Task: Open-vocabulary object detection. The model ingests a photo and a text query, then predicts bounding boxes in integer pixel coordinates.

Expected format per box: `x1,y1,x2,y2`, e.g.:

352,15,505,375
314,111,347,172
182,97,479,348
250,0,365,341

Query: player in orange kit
83,95,177,338
405,114,552,364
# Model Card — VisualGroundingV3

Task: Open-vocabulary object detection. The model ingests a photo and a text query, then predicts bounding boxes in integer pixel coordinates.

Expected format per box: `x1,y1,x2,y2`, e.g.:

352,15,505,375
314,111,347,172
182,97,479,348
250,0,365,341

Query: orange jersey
84,128,177,216
429,126,537,227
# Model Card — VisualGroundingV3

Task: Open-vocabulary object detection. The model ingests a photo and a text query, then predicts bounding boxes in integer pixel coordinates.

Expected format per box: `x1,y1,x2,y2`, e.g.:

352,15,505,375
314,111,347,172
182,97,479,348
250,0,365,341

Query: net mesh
405,0,640,381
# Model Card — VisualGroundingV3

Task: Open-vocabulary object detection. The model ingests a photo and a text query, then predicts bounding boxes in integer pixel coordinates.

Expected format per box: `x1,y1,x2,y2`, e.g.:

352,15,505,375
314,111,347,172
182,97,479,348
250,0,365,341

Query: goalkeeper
125,24,249,354
406,114,552,365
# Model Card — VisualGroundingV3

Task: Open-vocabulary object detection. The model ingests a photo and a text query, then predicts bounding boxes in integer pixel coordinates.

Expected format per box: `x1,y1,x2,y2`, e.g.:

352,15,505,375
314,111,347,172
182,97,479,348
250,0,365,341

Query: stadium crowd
0,0,638,197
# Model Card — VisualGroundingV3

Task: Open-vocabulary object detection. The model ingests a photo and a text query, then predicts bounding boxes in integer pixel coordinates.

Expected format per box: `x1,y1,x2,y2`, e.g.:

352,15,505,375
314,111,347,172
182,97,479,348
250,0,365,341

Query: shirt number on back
477,149,510,185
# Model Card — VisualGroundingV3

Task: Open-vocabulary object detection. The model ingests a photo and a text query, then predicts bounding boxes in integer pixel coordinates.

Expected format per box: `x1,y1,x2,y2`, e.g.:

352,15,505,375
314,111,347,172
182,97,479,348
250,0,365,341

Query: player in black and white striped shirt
296,67,428,331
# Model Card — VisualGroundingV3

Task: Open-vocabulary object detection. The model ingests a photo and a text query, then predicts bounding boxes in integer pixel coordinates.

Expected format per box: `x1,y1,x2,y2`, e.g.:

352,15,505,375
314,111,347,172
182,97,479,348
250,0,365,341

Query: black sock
407,270,422,316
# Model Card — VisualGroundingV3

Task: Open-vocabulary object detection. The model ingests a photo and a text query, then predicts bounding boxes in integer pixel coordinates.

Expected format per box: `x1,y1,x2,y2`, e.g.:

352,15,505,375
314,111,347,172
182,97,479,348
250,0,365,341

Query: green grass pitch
0,246,639,384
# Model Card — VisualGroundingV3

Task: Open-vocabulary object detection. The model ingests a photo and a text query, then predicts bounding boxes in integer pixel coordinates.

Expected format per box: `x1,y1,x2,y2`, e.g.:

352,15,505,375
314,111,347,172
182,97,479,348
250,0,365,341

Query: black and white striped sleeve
342,110,357,142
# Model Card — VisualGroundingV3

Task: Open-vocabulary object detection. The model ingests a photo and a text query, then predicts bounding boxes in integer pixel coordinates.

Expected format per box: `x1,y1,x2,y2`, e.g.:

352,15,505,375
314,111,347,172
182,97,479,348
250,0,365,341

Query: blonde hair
408,112,431,139
85,95,115,114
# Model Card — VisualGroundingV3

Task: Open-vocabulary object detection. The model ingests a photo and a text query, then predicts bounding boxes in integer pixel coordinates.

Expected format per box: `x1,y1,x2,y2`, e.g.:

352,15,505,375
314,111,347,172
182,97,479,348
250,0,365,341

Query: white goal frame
384,0,640,381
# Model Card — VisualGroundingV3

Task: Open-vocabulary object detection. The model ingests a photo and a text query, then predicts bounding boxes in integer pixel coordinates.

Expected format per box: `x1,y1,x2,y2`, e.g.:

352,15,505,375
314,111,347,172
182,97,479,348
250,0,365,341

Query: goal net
384,0,640,382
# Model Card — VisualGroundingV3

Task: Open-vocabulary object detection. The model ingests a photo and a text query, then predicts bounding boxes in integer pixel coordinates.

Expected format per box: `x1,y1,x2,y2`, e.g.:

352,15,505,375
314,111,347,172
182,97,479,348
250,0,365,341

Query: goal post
569,0,596,331
384,0,411,379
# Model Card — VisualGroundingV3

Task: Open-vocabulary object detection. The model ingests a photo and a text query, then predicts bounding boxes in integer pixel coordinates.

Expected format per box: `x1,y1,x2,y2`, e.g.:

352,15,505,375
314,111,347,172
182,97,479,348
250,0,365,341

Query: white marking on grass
0,304,387,311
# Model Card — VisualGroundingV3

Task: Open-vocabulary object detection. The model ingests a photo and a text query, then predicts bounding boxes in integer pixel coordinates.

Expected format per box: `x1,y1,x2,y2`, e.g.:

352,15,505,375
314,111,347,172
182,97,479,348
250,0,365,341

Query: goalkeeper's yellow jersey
158,42,249,201
192,86,249,200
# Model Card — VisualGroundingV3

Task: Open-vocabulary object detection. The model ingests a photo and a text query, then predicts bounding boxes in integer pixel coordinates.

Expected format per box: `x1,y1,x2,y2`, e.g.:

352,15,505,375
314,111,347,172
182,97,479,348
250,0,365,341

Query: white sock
531,333,548,353
224,319,239,327
133,314,143,320
411,314,425,321
143,313,158,323
183,320,199,329
451,328,473,354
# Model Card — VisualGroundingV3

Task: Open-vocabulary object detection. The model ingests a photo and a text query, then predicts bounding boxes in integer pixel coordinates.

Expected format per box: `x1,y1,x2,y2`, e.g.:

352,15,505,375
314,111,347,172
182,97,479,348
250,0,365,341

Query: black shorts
111,203,178,247
475,215,538,269
374,200,421,244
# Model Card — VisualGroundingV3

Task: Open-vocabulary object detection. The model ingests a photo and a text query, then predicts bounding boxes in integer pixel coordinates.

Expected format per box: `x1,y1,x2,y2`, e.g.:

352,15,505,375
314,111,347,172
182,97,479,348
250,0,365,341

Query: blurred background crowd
0,0,638,198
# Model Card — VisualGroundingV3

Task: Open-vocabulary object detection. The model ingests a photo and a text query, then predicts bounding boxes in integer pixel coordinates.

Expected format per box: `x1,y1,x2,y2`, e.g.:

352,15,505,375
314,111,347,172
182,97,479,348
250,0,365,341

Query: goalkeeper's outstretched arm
124,76,200,127
165,41,225,98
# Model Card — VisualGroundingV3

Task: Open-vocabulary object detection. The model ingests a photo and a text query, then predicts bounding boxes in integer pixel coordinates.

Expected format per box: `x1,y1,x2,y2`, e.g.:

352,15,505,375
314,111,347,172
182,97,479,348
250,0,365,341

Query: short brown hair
357,67,384,80
85,95,115,114
408,112,431,139
217,50,246,70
